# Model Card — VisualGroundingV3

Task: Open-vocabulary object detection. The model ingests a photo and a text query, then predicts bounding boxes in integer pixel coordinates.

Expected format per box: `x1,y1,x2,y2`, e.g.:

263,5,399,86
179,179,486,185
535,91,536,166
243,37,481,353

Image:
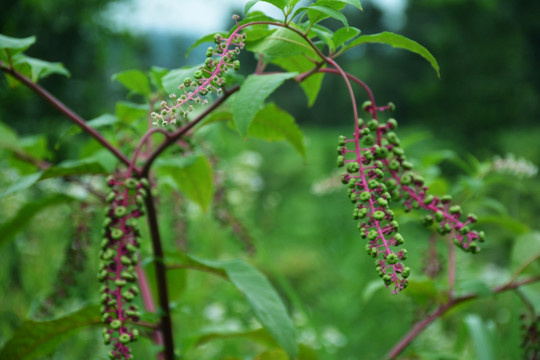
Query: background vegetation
1,0,539,359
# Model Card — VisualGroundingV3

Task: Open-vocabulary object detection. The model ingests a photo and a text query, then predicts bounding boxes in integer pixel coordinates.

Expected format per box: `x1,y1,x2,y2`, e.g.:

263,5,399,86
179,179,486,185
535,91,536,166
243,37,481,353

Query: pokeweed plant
0,1,538,359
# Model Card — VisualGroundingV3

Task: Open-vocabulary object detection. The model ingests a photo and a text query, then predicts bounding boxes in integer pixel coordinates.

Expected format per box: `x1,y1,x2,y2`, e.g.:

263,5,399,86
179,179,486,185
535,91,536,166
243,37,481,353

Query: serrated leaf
271,55,324,107
188,255,298,359
340,31,440,77
13,55,70,82
0,305,101,360
0,194,74,248
307,5,348,27
233,72,297,136
247,103,306,159
332,26,361,48
249,27,319,60
111,69,152,97
245,0,288,15
155,155,214,212
0,34,35,58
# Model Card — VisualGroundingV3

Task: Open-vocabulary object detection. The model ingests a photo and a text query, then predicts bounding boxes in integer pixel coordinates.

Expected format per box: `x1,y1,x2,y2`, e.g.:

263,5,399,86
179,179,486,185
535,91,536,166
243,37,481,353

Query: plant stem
386,275,540,359
143,189,175,360
0,62,133,168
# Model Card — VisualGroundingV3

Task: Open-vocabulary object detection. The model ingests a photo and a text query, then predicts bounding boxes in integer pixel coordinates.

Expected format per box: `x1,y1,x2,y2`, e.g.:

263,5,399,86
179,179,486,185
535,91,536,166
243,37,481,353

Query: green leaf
189,256,298,359
161,65,199,96
511,232,540,276
248,27,320,60
111,69,152,97
464,314,495,360
149,66,170,91
271,55,324,107
0,34,35,57
0,172,42,198
340,31,440,78
332,26,361,48
0,305,101,360
233,72,297,136
13,55,70,82
245,0,288,15
185,32,227,57
477,215,529,235
247,103,306,159
115,101,148,124
307,5,348,27
341,0,363,11
155,154,214,212
39,158,108,180
0,194,74,248
310,24,335,52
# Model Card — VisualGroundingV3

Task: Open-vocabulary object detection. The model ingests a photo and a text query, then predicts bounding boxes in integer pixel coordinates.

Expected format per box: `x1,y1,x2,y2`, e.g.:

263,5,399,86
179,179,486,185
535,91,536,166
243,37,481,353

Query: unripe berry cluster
152,27,246,127
338,102,485,293
99,176,148,359
338,129,409,294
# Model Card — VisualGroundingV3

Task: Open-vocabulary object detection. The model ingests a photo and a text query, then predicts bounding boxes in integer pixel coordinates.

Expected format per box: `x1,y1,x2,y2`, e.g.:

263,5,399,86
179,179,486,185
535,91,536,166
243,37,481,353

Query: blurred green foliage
0,0,539,359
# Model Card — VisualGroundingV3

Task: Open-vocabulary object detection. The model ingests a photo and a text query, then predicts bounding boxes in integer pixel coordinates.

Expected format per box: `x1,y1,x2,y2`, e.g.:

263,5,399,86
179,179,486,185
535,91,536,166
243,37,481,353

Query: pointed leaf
111,69,152,97
341,0,363,11
340,31,440,77
248,27,320,60
307,5,348,27
248,103,306,159
0,172,42,198
185,32,227,57
155,154,214,212
332,26,361,48
0,34,35,59
245,0,288,15
0,305,101,360
161,65,199,96
13,55,70,82
233,72,297,136
189,256,298,359
0,194,74,248
40,159,108,180
310,24,335,51
271,55,324,107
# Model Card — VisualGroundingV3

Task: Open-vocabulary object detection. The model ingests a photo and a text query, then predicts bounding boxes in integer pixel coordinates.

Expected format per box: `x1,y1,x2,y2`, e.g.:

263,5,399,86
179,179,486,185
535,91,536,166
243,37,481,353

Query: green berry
378,198,388,207
359,192,371,202
347,162,359,173
387,132,400,145
435,211,444,222
337,155,345,167
421,215,434,227
401,174,412,185
387,118,397,129
367,119,378,131
367,230,378,241
440,194,452,203
402,267,410,279
423,195,434,205
106,192,116,203
389,159,400,170
119,333,131,344
478,231,485,242
373,211,385,220
125,178,138,189
110,319,122,330
338,135,346,146
111,229,124,240
402,161,414,170
394,233,404,245
392,147,405,157
363,135,375,146
114,206,127,218
382,274,392,285
449,205,462,215
386,253,399,264
362,101,372,112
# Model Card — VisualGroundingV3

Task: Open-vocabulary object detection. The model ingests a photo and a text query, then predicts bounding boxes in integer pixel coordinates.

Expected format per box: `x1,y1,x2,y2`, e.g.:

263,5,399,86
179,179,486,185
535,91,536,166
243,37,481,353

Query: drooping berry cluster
98,176,148,359
338,102,485,293
338,124,409,294
151,24,246,127
361,102,485,253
